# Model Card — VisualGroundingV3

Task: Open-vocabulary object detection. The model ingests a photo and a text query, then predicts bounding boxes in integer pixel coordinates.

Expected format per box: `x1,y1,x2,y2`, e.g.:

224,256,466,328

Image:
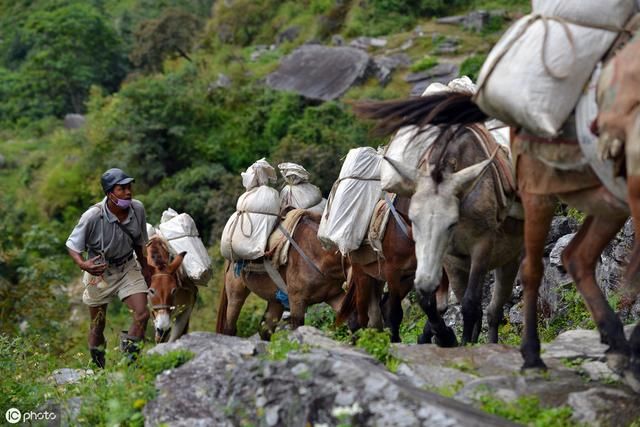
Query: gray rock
63,114,85,129
549,233,575,266
276,26,300,44
400,39,414,50
508,303,523,325
266,45,370,101
568,387,640,427
413,26,425,37
580,361,621,383
464,11,491,32
456,370,590,408
407,63,459,96
545,216,579,255
145,329,514,427
50,368,93,385
372,54,410,85
542,329,607,361
331,34,345,46
210,73,231,90
436,15,467,26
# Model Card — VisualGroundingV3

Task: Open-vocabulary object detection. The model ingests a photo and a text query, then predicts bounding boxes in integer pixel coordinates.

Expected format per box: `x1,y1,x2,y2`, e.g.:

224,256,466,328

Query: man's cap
101,168,135,194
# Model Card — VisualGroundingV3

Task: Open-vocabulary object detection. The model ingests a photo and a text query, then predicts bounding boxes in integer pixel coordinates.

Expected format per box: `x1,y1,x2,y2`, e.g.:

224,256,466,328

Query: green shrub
265,330,301,361
478,393,574,427
410,56,439,73
355,328,400,371
459,54,487,82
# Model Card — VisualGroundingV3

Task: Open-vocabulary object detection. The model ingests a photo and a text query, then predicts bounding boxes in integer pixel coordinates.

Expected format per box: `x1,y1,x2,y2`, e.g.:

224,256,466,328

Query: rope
475,14,627,98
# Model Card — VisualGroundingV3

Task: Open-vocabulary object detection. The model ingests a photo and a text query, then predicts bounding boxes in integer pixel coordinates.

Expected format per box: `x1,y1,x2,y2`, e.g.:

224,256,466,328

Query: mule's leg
416,288,458,347
259,301,285,341
626,324,640,392
367,281,384,330
520,192,556,369
384,271,409,343
561,215,630,373
623,174,640,300
487,259,519,343
436,269,450,316
224,276,251,336
461,239,492,345
289,297,306,330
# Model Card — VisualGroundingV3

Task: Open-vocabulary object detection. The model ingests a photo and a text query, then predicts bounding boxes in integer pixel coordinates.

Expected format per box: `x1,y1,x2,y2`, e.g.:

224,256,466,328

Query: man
66,168,152,368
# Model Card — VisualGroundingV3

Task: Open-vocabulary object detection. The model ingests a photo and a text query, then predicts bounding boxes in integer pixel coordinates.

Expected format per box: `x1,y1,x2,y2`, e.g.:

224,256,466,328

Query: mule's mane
147,235,171,271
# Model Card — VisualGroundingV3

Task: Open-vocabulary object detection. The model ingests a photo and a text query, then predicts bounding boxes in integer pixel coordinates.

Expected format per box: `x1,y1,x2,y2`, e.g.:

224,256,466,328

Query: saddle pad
368,197,393,256
266,209,307,267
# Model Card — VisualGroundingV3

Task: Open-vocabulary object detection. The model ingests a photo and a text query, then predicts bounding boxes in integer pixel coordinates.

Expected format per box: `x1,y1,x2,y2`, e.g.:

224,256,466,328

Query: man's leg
88,304,107,368
120,293,150,361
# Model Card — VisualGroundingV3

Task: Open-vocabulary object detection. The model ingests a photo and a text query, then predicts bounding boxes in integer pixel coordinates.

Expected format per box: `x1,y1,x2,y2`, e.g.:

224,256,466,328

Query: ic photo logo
5,408,21,424
5,407,57,424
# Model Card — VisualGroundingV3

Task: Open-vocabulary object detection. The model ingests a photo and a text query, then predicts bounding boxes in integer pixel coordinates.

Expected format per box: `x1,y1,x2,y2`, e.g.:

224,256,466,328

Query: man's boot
90,346,106,369
120,331,142,364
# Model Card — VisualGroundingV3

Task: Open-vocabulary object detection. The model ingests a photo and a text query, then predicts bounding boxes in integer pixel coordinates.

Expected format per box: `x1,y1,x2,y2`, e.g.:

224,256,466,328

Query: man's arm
135,245,152,286
67,248,107,276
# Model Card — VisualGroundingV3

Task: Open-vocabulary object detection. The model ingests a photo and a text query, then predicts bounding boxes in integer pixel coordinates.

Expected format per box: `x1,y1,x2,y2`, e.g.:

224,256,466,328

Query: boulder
145,329,515,427
276,26,300,44
63,114,86,129
372,54,411,85
266,46,370,101
568,387,640,427
406,63,459,96
50,368,93,385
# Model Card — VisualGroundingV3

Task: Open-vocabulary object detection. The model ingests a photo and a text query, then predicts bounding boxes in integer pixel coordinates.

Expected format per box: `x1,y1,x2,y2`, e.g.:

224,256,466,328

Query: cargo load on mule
474,0,635,137
156,208,212,286
382,77,511,196
318,146,383,255
278,162,325,213
220,158,280,261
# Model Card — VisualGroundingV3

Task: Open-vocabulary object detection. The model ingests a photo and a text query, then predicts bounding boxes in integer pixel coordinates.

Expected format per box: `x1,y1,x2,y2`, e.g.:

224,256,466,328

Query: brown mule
336,196,452,344
216,211,349,339
146,236,198,343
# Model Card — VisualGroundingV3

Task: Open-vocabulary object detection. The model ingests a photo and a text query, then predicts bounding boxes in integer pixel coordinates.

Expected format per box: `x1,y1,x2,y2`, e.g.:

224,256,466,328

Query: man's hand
82,256,108,276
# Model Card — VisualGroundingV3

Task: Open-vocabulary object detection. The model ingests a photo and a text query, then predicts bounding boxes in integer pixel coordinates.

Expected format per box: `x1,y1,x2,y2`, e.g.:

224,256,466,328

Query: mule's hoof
435,327,458,348
606,352,630,375
520,358,547,372
417,332,433,344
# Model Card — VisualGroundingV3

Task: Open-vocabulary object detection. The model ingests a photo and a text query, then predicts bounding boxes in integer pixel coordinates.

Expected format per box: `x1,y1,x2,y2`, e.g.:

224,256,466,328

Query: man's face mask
110,194,132,209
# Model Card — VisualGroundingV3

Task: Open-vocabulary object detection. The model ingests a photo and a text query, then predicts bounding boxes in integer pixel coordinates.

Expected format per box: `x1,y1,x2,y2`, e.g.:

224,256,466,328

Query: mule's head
147,251,186,342
405,155,496,297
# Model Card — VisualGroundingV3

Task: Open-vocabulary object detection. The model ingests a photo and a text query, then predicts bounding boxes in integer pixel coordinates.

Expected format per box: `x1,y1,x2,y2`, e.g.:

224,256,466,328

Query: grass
264,330,303,361
354,328,401,372
410,55,439,73
539,286,595,343
477,393,574,427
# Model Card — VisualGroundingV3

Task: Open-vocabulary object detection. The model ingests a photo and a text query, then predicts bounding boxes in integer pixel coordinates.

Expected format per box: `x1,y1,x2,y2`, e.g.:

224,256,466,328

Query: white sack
158,210,212,286
474,14,622,137
382,78,477,195
241,158,277,190
308,198,327,215
381,126,441,195
576,64,627,203
318,147,382,255
532,0,634,29
278,162,322,210
220,185,280,260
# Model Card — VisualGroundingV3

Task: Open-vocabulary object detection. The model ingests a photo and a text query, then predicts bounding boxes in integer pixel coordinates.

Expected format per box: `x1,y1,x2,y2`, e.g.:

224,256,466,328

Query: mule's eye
171,288,177,295
447,222,457,231
148,288,156,296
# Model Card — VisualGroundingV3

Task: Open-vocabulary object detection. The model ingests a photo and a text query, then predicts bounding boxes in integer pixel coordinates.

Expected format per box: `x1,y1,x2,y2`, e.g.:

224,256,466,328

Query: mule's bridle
148,272,178,311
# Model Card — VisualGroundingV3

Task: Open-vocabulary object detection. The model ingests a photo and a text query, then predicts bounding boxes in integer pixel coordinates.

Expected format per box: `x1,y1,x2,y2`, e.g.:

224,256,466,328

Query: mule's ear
167,251,187,275
382,156,418,192
450,147,498,194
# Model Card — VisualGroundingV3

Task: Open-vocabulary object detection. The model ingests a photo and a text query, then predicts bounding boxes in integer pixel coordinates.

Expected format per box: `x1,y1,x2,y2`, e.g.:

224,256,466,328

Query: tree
129,8,202,73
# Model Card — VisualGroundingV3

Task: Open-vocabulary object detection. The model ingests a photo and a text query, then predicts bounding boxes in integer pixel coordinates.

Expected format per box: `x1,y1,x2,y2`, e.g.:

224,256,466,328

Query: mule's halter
148,272,177,311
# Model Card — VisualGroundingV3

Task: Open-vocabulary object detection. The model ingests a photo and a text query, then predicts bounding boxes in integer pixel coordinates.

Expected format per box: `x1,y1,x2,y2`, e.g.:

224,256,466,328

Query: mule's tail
216,261,230,334
336,277,358,326
351,91,488,137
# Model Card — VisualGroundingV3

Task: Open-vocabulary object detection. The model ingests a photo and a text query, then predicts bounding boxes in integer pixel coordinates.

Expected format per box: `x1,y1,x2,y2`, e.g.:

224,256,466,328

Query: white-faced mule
146,236,198,343
370,122,524,346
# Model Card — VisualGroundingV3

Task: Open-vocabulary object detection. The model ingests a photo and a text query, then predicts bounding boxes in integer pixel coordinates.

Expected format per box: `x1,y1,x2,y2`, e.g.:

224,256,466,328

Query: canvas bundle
318,147,382,255
221,159,281,261
278,162,323,211
474,0,634,137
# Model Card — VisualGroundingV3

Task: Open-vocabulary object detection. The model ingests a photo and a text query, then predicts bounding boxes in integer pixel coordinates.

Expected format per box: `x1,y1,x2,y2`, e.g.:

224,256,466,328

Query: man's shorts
82,257,147,307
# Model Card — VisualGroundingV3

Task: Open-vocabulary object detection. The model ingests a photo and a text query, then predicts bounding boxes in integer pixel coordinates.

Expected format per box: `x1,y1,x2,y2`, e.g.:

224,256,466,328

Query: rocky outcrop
144,329,515,426
63,114,86,129
266,46,370,101
406,63,459,96
392,327,640,427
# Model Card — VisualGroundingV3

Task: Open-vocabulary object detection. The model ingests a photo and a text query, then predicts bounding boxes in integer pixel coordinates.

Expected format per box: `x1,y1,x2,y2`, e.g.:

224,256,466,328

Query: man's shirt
66,197,148,262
